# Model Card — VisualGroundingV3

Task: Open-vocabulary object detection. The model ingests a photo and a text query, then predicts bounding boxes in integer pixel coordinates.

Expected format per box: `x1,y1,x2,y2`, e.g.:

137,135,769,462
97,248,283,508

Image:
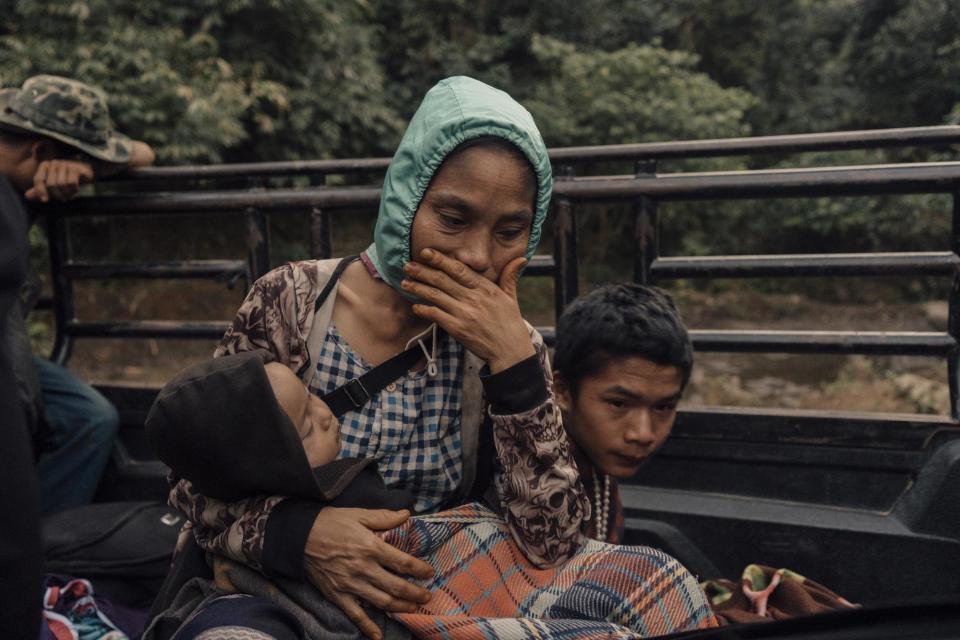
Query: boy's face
410,144,535,283
265,363,340,468
555,356,682,479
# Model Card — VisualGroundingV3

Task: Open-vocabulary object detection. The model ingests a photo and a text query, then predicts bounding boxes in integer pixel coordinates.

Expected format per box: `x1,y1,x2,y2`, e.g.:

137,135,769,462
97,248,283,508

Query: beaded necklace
592,467,611,541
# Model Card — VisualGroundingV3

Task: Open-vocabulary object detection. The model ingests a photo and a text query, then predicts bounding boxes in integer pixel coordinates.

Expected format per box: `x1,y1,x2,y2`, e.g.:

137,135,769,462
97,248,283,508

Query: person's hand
401,248,535,373
304,507,434,640
24,159,94,203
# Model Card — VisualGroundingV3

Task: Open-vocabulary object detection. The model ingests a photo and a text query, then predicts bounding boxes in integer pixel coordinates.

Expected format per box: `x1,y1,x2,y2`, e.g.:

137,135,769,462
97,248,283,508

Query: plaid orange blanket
381,503,718,639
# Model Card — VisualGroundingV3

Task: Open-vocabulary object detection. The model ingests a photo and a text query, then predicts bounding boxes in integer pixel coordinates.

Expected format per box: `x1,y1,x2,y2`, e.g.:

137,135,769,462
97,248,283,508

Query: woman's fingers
403,259,470,298
400,277,459,311
358,560,432,606
411,303,460,334
376,537,435,581
416,248,481,288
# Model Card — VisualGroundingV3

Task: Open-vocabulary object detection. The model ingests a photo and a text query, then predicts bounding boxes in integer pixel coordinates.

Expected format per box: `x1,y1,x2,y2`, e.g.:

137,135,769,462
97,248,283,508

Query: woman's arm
168,477,294,575
402,249,589,567
484,328,589,567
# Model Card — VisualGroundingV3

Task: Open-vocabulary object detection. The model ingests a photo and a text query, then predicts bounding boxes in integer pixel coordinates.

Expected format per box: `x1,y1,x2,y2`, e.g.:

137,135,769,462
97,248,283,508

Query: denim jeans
34,357,119,514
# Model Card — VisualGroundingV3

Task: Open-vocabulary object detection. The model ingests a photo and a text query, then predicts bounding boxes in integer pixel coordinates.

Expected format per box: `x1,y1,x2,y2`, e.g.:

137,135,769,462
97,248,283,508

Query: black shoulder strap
315,255,359,312
322,328,445,418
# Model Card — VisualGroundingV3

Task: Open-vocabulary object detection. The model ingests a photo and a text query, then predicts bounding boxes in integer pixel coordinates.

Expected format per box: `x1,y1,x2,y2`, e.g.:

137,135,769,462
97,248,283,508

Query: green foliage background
3,0,960,262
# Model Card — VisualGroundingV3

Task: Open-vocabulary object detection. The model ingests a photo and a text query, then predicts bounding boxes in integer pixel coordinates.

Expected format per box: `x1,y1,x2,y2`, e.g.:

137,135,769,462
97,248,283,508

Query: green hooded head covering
366,76,552,299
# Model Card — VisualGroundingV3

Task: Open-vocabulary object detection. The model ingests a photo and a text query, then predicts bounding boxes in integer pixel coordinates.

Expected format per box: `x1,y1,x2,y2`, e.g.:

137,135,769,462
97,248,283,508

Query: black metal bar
310,207,333,260
53,186,382,216
61,259,248,280
115,126,960,183
56,163,960,217
553,165,578,320
535,328,954,355
124,157,392,181
949,193,960,419
690,330,956,356
65,320,228,339
634,160,658,284
552,162,960,201
246,207,271,281
651,252,960,279
547,126,960,163
672,405,952,450
33,296,53,311
47,216,75,365
523,255,555,277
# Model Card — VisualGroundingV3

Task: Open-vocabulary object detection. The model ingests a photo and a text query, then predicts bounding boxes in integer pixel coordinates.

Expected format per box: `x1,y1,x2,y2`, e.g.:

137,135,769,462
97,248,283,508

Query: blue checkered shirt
306,323,464,513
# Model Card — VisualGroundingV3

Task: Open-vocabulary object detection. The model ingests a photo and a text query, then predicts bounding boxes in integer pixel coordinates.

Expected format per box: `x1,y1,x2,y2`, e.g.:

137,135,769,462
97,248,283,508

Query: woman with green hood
167,76,591,637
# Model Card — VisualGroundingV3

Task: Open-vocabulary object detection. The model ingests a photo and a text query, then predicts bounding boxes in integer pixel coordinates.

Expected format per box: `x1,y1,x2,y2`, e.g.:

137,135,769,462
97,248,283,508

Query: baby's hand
25,159,94,203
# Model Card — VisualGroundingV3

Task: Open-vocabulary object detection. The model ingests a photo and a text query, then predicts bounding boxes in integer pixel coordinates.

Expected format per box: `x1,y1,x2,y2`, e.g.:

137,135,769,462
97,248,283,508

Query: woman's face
410,143,537,282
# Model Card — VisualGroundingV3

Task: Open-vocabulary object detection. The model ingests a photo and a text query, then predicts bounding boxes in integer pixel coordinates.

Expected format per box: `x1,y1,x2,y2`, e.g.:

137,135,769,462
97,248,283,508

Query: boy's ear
552,372,572,412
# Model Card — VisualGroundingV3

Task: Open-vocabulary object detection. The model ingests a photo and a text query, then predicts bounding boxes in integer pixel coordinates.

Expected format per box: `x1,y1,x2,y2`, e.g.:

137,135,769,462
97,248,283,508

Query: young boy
552,284,855,623
551,283,693,543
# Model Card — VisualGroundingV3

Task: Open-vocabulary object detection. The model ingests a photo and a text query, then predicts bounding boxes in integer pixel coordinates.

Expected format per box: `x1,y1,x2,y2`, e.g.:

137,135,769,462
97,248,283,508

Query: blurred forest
4,0,960,412
5,0,959,257
5,0,960,161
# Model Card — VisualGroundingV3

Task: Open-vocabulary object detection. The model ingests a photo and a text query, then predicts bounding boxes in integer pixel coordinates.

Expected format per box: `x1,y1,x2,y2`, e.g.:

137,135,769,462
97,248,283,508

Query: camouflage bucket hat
0,75,132,163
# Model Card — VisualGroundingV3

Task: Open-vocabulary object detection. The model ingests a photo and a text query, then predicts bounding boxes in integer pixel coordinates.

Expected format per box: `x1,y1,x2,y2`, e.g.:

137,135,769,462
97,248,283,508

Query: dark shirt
0,176,43,640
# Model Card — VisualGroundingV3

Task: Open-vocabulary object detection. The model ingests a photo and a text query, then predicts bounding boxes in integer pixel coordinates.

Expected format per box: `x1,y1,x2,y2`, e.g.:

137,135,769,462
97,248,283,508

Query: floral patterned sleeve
169,477,285,571
487,328,590,568
214,260,320,371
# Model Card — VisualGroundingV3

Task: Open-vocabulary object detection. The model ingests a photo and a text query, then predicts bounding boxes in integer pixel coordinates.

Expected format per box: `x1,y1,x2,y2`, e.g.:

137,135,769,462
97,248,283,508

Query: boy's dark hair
553,283,693,392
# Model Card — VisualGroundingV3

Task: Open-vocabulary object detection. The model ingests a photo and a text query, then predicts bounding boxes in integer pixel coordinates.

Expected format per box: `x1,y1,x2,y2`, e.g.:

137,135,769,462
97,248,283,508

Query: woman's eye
498,227,525,241
438,213,466,229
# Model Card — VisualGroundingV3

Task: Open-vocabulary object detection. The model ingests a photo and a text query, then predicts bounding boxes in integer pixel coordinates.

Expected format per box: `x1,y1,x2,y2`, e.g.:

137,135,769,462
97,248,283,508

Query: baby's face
265,363,340,468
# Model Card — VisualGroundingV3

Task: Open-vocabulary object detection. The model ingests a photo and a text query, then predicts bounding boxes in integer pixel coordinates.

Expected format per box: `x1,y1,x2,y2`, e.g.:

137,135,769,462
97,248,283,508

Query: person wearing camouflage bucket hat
0,74,154,203
0,75,154,517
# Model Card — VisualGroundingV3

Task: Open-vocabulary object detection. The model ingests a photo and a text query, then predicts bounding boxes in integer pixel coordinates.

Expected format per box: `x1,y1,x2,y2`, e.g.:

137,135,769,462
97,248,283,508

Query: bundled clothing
382,503,715,639
702,565,856,625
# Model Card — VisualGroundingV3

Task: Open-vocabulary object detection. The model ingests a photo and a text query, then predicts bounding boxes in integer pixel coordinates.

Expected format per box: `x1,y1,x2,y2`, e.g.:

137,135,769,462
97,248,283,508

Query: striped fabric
306,323,464,513
381,503,719,639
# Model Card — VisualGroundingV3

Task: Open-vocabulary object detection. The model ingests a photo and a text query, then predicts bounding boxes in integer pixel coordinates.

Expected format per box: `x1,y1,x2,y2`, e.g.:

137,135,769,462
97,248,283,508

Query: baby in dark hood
145,350,414,511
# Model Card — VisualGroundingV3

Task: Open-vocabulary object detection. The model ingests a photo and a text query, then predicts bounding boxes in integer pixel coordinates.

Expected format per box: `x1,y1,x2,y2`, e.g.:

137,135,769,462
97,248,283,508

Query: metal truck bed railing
38,125,960,421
